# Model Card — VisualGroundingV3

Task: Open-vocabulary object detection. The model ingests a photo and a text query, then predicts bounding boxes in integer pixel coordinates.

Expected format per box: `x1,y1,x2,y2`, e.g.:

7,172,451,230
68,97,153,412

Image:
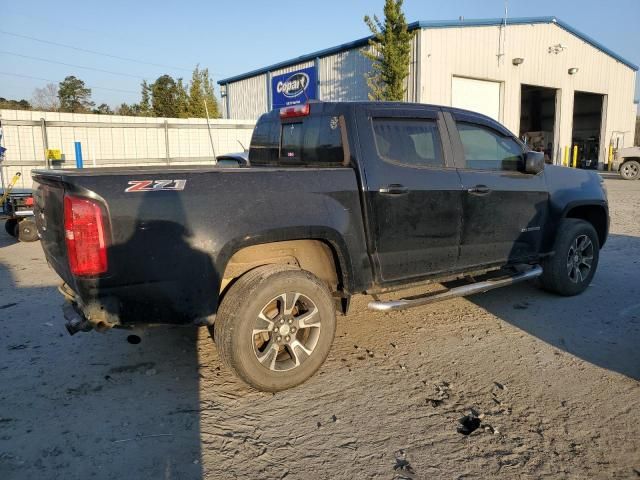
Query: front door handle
467,185,491,196
379,184,409,195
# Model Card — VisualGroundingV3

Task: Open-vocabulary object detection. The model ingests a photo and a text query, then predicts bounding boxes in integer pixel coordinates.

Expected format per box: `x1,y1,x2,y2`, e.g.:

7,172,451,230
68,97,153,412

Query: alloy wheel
566,234,594,283
252,292,321,372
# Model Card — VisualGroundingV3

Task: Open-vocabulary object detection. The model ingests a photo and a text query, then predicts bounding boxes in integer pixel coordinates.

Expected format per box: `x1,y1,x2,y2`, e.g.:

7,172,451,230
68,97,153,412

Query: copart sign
271,66,317,109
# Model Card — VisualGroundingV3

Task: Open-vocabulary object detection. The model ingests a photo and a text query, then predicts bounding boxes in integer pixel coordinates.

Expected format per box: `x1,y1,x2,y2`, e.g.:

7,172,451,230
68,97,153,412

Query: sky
1,0,638,108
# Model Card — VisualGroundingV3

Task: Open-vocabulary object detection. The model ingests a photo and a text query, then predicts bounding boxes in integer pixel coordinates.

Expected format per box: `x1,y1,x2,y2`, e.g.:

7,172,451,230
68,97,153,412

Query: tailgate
32,172,73,285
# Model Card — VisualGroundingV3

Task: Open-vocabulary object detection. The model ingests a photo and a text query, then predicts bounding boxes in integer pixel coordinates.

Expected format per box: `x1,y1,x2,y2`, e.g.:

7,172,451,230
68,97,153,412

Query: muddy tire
5,219,18,238
18,219,38,242
213,264,336,392
539,219,599,296
619,160,640,180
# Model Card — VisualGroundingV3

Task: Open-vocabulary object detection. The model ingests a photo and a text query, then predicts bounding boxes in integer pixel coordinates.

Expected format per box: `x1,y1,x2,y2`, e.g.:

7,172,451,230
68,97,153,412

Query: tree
361,0,414,101
93,103,114,115
176,78,190,118
202,67,221,118
150,74,181,117
139,80,152,116
115,103,141,116
188,66,206,118
58,76,94,113
187,65,220,118
32,83,60,111
0,98,31,110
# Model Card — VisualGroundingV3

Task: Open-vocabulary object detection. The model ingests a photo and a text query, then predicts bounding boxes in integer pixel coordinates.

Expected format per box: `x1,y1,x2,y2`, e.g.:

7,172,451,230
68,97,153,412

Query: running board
368,265,543,312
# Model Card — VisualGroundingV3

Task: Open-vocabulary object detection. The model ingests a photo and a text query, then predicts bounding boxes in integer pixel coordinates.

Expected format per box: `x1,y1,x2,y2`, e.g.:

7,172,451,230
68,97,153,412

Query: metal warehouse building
218,16,638,168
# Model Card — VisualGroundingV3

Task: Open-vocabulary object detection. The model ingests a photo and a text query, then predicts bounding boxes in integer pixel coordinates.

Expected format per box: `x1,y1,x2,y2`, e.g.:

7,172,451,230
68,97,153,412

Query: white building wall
419,22,637,164
0,109,255,189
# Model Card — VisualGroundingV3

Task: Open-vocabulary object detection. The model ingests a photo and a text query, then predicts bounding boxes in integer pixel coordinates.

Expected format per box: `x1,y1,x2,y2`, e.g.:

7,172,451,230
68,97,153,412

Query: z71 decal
125,179,187,192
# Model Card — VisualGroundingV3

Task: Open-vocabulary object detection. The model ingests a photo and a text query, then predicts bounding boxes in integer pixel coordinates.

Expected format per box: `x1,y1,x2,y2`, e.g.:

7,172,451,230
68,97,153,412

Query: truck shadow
465,233,640,380
0,195,211,478
0,261,205,479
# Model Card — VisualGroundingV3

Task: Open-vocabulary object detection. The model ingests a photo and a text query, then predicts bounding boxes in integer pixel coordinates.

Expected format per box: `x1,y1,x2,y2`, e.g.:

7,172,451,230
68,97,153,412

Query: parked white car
614,146,640,180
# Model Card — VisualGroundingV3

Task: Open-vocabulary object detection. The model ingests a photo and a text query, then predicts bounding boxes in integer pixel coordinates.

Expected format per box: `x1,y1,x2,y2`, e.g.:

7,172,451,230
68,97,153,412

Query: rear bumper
58,283,122,333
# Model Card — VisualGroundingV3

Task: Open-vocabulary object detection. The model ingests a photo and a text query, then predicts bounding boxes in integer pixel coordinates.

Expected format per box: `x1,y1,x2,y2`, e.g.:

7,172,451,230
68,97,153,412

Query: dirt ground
1,177,639,480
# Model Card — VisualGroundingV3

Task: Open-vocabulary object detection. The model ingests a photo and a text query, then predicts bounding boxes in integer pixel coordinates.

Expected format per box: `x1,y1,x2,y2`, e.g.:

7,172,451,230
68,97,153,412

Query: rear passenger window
372,118,444,168
279,115,344,165
250,114,345,166
456,122,523,171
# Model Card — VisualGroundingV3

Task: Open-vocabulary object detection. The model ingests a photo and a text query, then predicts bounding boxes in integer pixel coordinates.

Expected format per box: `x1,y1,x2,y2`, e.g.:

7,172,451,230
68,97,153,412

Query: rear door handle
379,184,409,195
467,185,491,196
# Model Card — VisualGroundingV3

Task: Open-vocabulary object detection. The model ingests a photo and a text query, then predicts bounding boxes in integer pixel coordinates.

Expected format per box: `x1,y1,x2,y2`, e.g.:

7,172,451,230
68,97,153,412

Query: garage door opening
519,85,557,164
572,91,604,169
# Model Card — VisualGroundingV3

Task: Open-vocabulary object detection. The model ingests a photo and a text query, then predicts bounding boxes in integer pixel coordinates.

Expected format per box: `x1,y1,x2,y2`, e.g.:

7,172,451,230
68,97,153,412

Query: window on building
372,118,444,168
456,122,523,171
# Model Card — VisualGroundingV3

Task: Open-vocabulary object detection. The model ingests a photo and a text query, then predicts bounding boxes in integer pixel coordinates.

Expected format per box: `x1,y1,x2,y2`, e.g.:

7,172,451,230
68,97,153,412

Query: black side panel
33,167,370,325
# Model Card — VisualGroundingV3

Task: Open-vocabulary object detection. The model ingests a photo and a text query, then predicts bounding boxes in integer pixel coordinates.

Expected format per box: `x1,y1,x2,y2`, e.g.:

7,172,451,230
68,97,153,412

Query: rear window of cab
250,114,347,166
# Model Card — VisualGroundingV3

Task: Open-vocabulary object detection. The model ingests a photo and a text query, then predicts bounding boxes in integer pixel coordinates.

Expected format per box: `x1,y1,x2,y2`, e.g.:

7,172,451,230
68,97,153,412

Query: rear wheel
213,264,336,392
4,219,18,238
539,219,599,296
619,160,640,180
18,219,38,242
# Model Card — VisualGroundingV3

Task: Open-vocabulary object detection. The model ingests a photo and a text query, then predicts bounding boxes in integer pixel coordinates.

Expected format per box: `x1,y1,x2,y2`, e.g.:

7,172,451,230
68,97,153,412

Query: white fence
0,109,256,189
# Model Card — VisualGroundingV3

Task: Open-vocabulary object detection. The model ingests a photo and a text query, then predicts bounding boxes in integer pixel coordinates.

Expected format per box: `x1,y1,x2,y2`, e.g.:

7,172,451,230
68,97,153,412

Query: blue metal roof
218,16,638,85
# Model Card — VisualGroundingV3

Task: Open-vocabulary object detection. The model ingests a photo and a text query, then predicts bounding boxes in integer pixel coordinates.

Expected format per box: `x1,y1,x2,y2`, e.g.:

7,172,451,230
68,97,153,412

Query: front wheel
619,160,640,180
213,264,336,392
539,219,599,296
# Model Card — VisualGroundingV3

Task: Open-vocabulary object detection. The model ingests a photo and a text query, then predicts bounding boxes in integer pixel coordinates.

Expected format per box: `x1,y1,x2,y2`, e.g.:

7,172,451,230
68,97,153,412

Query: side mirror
524,151,545,174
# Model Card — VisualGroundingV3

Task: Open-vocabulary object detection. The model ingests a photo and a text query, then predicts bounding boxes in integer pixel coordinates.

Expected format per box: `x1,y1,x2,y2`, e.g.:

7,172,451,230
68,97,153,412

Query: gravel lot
1,177,639,479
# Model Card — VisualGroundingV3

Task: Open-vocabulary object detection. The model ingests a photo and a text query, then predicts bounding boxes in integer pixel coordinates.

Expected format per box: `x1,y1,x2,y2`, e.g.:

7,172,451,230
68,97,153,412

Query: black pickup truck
32,102,609,391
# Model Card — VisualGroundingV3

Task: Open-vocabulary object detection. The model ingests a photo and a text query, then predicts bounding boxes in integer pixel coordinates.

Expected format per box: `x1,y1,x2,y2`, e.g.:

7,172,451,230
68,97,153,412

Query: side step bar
368,265,543,312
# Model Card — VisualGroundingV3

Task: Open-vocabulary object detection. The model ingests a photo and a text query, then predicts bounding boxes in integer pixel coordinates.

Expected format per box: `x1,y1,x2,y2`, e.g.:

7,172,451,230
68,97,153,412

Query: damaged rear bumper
58,283,121,335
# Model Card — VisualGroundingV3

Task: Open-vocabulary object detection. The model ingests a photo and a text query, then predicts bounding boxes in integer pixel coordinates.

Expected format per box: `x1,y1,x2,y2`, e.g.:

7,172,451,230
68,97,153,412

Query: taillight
24,197,34,207
279,103,310,118
63,195,108,276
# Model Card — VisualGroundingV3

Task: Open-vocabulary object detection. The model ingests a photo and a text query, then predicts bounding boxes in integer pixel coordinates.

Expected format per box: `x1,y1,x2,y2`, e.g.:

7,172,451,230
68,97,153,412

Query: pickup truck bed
34,165,370,325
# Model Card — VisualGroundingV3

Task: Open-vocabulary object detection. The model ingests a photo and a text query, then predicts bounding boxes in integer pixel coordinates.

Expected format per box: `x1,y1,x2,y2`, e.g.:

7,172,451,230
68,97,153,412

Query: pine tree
188,66,206,118
58,76,94,113
201,68,221,118
139,80,152,116
176,78,190,118
150,75,180,117
361,0,414,101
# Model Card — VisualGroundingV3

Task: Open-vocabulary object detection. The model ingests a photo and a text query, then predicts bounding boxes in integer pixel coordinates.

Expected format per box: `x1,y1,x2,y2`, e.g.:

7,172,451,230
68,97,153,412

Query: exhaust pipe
62,303,92,335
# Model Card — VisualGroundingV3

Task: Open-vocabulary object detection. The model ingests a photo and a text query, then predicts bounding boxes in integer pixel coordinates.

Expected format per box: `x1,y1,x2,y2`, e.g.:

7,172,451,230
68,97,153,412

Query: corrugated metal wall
223,33,421,120
419,22,637,163
0,109,255,189
319,49,372,102
224,74,269,120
